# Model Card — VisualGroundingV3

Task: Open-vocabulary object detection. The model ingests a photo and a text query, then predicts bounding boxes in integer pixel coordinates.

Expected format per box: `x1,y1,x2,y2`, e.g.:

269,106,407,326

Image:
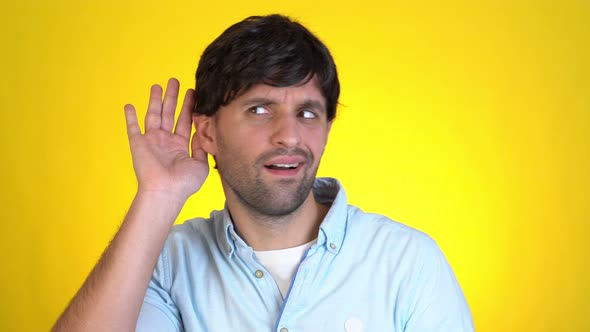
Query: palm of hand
124,79,209,200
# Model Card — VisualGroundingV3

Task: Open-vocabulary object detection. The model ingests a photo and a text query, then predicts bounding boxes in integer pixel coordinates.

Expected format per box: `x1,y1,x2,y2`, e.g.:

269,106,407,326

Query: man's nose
270,114,301,148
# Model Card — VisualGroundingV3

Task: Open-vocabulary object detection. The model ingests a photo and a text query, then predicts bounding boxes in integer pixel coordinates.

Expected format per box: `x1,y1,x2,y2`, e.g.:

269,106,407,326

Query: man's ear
325,120,333,142
193,114,217,155
327,120,333,134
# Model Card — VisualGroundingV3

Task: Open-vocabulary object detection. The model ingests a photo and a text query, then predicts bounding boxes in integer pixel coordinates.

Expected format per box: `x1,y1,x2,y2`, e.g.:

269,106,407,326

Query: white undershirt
254,240,316,299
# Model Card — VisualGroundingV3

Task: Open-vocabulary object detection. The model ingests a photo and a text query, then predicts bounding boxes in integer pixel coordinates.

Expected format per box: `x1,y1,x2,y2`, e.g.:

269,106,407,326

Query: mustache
256,147,312,164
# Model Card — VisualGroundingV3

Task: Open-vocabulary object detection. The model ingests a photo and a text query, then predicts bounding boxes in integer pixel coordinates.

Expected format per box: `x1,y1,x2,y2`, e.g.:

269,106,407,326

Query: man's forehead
237,77,326,108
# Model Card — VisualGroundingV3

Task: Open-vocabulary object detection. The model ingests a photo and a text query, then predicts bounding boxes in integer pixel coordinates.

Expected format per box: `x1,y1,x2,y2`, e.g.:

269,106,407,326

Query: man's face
206,77,332,217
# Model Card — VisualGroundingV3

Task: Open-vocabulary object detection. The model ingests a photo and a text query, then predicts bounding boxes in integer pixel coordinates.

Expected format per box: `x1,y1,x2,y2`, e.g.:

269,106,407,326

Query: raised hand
124,78,209,201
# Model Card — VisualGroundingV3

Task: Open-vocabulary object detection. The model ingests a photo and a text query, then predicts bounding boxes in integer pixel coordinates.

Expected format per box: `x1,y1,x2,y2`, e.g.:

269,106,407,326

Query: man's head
193,14,339,121
193,15,338,219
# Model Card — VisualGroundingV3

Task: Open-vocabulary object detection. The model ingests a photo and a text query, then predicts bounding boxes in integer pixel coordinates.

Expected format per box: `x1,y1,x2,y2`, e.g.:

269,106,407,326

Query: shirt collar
313,177,347,255
217,208,239,258
216,177,348,258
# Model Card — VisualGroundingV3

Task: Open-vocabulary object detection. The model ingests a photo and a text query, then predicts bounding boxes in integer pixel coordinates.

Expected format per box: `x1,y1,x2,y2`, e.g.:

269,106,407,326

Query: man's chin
255,199,307,217
251,185,313,217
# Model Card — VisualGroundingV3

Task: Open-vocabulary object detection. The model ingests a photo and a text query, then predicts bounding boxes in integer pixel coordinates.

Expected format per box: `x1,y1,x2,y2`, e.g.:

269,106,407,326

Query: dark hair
193,14,340,121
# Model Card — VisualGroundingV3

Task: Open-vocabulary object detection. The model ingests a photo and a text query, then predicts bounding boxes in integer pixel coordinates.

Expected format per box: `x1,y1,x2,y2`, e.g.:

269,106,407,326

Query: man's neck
226,191,330,251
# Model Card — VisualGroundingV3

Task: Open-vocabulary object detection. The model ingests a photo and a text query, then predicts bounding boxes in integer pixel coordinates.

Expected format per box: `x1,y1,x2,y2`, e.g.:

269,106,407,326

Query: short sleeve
404,238,474,332
135,244,184,332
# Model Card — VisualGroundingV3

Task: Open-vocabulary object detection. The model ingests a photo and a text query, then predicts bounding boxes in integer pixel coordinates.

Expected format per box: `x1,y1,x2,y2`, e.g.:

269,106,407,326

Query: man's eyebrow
300,99,326,113
241,98,277,107
241,98,326,113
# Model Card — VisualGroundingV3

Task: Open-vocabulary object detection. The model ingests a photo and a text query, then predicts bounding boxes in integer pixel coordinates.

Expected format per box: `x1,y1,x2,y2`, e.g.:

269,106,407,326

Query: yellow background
1,0,588,331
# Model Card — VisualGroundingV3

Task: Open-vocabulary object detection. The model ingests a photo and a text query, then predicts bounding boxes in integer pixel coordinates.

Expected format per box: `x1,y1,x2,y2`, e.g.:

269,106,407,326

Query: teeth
273,163,298,168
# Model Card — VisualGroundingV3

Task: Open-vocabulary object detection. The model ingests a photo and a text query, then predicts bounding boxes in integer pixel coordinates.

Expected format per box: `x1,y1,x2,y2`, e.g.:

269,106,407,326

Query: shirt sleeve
135,244,184,332
403,238,474,332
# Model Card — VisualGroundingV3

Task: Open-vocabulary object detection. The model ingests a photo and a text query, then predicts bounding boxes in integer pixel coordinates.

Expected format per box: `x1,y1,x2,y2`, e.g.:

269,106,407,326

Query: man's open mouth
265,163,301,170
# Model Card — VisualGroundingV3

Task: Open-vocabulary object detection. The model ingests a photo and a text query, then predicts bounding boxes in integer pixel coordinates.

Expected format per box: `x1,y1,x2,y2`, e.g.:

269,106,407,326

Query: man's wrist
134,189,188,213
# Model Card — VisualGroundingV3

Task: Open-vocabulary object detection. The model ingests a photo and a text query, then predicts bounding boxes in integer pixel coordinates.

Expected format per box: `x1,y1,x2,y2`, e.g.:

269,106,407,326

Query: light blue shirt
137,178,473,331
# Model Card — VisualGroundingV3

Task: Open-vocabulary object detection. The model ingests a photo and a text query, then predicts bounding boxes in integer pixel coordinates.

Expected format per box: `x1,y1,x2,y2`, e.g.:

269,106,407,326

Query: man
53,14,473,331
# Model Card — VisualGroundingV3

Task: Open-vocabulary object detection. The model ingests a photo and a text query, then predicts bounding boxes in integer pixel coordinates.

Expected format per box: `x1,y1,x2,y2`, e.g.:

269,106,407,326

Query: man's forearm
52,191,186,332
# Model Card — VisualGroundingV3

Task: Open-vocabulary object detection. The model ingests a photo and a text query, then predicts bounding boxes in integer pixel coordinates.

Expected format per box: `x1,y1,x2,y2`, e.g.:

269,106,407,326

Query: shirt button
280,328,288,332
330,243,337,249
255,270,264,278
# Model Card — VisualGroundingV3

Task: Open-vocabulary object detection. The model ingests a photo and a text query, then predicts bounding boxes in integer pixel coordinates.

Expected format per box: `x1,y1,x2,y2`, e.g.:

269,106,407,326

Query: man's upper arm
135,245,183,332
136,300,182,332
403,238,474,332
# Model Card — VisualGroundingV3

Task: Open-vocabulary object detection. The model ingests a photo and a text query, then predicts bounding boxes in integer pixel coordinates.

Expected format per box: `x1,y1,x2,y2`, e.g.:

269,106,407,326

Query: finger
145,84,163,131
174,89,195,139
161,78,180,132
191,130,209,164
124,104,141,138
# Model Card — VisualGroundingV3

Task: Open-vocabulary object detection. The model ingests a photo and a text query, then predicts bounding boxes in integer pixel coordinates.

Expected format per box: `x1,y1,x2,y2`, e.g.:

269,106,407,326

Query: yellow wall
1,1,588,331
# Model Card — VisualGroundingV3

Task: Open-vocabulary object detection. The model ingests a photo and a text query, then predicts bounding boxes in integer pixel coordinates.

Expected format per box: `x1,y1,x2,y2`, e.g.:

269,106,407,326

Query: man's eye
301,110,317,119
250,106,270,115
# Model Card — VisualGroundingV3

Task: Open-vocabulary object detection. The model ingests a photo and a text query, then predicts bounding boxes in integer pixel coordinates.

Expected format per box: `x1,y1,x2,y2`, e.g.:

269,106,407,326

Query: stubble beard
217,145,318,220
